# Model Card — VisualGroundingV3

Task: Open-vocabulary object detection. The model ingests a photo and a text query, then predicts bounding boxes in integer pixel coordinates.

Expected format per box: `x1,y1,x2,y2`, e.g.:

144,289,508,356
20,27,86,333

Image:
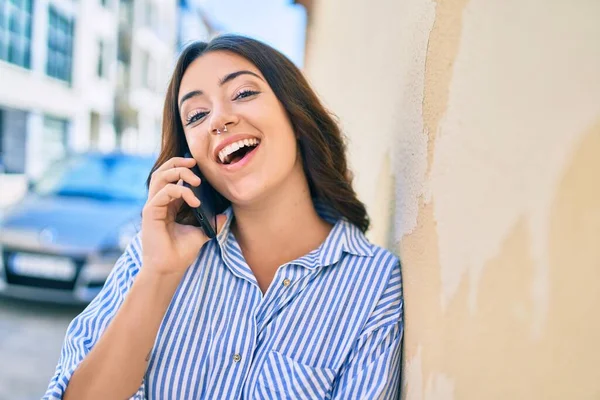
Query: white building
0,0,119,179
0,0,177,182
116,0,177,155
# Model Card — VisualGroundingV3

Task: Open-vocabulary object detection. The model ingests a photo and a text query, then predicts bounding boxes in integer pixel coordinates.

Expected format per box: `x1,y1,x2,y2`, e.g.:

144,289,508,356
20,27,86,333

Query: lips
218,138,260,164
213,134,260,164
218,141,260,172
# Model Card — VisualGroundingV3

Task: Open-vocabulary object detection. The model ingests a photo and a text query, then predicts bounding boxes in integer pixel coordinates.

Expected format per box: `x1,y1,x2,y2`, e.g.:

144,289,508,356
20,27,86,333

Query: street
0,297,83,400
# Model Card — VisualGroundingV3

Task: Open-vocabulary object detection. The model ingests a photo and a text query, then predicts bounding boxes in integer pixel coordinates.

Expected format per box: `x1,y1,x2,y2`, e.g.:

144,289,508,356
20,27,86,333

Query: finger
148,158,197,194
162,167,201,186
154,157,197,174
149,184,200,210
149,167,201,198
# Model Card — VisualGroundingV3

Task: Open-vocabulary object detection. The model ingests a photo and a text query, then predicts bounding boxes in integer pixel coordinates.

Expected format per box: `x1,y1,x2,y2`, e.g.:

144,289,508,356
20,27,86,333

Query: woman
45,34,403,400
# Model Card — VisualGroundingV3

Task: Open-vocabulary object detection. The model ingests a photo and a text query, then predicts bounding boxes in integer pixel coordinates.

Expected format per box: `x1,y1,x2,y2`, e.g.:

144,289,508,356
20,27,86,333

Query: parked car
0,152,155,304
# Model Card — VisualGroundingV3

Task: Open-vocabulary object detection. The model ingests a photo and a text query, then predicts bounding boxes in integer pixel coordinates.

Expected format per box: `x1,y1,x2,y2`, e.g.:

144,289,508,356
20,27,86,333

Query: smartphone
183,152,218,238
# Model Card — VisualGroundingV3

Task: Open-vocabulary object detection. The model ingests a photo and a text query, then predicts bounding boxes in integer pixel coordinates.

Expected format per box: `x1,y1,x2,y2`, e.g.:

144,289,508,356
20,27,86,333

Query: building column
25,112,44,179
30,0,49,77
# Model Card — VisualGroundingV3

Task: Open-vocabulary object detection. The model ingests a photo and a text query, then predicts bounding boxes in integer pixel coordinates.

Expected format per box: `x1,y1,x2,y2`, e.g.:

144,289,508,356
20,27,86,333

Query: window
97,40,105,78
119,0,133,26
33,154,154,202
46,6,74,82
43,115,69,167
0,108,28,173
90,111,100,148
0,0,33,68
141,50,155,90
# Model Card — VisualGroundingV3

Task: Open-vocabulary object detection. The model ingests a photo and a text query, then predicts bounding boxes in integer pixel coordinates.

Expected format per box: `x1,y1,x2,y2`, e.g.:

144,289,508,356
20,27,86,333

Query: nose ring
215,125,228,135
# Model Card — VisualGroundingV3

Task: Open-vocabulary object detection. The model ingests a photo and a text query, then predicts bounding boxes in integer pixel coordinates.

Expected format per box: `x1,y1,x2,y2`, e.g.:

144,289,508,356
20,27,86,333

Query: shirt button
282,278,291,287
233,353,242,363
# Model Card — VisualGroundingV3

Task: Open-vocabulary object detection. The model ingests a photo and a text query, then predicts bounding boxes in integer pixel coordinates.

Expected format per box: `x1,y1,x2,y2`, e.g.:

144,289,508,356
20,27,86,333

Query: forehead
179,51,263,94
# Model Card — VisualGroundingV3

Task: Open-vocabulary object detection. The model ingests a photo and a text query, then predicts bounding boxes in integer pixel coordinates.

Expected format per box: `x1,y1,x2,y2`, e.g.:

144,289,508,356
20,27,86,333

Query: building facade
116,0,177,155
0,0,119,178
0,0,177,181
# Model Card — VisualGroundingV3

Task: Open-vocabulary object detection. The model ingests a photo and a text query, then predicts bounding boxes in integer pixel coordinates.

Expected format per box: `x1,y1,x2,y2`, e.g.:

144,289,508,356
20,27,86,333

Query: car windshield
33,154,155,202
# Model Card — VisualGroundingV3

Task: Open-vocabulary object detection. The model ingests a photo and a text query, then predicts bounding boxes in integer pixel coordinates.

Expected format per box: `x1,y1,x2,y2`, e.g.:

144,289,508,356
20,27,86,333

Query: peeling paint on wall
429,0,600,336
304,0,436,244
422,0,471,176
390,0,436,240
403,346,424,400
404,346,456,400
424,373,455,400
303,0,600,397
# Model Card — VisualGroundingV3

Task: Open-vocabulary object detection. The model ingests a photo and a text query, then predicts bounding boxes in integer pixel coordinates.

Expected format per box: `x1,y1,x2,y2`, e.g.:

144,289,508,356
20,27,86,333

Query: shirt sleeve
330,260,404,400
43,234,146,400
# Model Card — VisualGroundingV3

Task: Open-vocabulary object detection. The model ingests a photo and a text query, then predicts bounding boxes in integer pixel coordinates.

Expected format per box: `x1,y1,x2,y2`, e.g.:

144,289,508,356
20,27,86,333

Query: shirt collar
216,202,373,271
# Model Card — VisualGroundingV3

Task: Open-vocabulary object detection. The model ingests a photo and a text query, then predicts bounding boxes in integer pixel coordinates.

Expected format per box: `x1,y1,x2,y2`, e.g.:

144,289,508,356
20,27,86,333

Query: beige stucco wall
303,0,600,398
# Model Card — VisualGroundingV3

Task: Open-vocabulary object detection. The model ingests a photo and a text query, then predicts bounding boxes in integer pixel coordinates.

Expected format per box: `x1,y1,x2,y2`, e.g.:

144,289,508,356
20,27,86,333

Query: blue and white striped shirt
45,206,403,399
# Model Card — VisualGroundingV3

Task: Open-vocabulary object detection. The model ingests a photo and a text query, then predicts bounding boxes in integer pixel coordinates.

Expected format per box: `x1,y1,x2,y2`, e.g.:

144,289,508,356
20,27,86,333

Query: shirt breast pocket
254,350,337,400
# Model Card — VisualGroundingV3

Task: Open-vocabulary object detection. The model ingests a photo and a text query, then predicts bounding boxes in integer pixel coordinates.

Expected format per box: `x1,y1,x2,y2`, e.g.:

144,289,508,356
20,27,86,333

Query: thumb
215,214,228,235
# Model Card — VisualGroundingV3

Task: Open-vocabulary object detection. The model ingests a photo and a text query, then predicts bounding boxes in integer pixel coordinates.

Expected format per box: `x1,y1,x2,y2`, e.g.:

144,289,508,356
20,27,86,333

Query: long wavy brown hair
147,34,370,233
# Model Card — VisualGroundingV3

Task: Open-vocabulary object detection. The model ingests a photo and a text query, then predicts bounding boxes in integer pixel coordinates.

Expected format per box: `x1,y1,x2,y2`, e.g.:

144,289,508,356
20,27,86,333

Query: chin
220,177,269,207
213,155,301,209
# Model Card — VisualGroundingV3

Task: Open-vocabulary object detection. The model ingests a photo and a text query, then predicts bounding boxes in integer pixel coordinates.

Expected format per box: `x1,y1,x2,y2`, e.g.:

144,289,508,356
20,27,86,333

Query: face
178,51,302,206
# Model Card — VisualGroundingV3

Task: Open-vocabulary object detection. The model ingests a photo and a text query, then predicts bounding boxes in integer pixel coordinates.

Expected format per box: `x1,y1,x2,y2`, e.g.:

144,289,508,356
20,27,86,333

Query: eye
185,110,208,126
234,89,260,101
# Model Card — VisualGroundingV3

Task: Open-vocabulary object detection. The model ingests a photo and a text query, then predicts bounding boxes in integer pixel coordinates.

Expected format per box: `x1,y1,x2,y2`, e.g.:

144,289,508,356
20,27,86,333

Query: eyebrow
178,70,263,109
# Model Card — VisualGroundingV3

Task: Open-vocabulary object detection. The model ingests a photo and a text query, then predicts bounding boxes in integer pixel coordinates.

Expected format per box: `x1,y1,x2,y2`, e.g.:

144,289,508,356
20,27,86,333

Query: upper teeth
218,138,259,163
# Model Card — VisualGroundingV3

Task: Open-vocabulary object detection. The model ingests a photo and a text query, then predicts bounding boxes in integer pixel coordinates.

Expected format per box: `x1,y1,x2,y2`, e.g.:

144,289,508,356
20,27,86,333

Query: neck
230,166,332,268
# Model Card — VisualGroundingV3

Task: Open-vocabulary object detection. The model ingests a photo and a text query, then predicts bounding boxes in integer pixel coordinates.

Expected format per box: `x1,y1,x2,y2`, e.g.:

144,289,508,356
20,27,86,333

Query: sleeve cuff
43,364,146,400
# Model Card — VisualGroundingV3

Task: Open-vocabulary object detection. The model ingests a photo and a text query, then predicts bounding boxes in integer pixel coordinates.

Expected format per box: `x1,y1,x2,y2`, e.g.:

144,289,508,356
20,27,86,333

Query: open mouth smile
214,135,261,170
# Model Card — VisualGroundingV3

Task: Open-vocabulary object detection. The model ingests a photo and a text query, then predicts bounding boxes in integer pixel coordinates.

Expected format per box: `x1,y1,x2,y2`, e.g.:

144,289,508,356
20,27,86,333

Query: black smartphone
183,152,218,238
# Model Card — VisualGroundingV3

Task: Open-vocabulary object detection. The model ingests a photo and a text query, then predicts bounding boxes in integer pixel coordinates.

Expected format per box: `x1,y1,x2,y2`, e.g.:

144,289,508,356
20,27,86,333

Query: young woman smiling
45,35,403,400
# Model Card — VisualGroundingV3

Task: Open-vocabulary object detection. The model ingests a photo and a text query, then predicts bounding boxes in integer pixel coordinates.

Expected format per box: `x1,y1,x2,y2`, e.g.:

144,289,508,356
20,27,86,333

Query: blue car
0,152,155,304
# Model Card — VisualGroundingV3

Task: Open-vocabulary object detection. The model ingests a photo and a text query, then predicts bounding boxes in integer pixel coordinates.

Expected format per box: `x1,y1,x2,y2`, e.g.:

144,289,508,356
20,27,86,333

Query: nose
208,104,239,135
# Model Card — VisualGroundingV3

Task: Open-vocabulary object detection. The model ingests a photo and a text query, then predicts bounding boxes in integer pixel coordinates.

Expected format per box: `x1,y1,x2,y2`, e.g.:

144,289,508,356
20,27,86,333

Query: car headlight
80,222,139,284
